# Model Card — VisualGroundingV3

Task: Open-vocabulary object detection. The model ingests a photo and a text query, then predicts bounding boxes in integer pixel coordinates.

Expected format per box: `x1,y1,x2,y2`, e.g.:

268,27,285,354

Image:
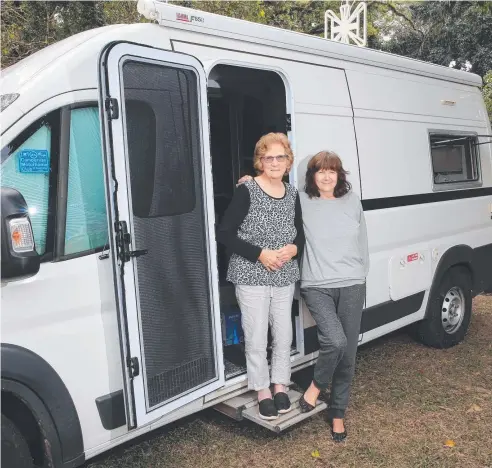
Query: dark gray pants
301,284,365,418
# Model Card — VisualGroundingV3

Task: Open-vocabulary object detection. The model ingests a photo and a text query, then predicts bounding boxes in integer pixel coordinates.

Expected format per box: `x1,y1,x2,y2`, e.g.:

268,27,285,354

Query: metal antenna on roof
325,0,367,47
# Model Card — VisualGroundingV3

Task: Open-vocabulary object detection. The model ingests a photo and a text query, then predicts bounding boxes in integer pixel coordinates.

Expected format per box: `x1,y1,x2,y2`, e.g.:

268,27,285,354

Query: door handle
116,221,131,262
129,249,148,259
116,221,148,262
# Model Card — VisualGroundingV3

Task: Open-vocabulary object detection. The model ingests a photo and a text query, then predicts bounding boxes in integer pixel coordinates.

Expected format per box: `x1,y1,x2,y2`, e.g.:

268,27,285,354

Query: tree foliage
483,71,492,122
2,1,59,67
0,1,146,68
372,1,492,78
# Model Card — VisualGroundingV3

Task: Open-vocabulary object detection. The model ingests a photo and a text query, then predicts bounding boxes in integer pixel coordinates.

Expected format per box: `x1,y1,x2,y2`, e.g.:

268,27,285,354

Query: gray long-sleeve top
299,190,369,289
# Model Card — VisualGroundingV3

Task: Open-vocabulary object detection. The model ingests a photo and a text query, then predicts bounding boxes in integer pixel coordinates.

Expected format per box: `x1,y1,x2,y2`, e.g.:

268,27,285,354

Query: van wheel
415,266,472,348
1,414,34,468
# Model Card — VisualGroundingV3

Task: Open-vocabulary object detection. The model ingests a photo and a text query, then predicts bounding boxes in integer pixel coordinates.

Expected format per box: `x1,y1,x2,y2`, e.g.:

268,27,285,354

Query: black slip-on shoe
298,394,316,413
273,392,292,414
329,420,347,442
258,398,279,420
331,428,347,442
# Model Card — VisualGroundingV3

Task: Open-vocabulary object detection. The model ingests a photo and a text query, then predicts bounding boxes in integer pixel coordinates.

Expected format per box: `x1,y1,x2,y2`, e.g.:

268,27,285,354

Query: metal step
214,389,327,433
214,388,284,421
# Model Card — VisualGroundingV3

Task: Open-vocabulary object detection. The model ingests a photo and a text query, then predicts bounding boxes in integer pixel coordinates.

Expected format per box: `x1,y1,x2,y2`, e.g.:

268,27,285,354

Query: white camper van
1,1,491,467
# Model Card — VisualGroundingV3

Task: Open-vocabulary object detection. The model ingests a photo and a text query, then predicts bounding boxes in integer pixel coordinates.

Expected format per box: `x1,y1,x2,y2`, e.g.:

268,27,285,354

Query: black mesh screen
122,61,216,408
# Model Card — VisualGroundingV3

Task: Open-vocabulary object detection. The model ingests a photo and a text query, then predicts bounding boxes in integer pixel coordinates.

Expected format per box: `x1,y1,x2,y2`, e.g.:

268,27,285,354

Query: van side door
99,43,224,427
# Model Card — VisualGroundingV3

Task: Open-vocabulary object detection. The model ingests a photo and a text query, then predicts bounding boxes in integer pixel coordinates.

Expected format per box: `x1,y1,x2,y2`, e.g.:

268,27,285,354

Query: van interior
207,65,299,379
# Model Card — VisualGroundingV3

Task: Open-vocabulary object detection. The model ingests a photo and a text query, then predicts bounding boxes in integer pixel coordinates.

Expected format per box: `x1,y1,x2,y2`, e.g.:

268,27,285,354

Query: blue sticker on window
18,149,50,174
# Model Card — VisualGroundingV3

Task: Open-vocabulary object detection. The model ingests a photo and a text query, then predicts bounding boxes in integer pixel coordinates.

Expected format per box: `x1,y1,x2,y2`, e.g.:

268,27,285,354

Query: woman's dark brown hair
304,151,351,199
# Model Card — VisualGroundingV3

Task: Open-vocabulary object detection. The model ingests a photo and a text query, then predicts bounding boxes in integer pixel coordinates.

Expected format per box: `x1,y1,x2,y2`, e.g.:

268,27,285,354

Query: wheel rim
441,286,465,334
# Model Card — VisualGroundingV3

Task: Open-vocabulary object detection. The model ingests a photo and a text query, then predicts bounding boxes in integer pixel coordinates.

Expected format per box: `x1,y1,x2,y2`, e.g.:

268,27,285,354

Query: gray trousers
301,284,365,418
236,284,295,391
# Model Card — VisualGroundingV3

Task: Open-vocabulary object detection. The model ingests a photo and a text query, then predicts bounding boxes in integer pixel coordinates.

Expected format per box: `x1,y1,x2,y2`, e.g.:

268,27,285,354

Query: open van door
98,43,224,428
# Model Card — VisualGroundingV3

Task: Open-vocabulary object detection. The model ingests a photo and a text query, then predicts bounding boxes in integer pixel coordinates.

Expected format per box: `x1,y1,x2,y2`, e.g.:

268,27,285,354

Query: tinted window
430,134,480,185
65,107,108,255
122,61,197,217
1,122,52,254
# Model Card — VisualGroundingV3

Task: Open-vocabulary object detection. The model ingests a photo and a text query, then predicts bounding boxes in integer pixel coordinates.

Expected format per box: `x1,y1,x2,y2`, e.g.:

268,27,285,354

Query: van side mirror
1,187,40,281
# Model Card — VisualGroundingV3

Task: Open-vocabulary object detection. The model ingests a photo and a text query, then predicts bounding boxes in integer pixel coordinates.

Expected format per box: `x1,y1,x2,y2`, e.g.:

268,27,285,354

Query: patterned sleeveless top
227,180,300,287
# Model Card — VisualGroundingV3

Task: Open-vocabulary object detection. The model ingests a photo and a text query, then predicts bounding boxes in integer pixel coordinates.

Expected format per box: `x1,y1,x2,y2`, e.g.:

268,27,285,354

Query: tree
372,1,492,78
102,1,148,25
1,1,59,67
1,1,147,68
56,1,106,39
483,71,492,122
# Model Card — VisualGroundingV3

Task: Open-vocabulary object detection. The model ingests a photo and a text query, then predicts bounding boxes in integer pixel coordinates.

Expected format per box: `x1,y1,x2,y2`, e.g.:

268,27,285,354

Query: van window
1,121,53,255
65,107,108,255
122,62,196,217
430,134,480,186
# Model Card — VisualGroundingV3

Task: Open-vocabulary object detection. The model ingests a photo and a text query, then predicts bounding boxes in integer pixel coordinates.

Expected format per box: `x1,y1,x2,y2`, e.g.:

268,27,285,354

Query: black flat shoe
329,420,347,442
274,392,292,414
331,429,347,442
298,394,316,413
258,398,278,420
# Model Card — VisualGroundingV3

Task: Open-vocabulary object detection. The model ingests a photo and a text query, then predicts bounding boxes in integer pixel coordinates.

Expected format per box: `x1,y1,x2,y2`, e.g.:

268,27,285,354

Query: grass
86,295,492,468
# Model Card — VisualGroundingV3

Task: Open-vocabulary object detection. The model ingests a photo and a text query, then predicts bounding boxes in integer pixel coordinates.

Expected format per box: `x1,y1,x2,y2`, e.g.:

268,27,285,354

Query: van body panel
388,247,432,302
364,196,492,309
1,256,124,451
346,68,486,122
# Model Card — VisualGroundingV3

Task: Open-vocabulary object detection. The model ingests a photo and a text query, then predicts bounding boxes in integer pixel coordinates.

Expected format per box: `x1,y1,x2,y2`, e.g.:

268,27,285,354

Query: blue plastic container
221,305,244,346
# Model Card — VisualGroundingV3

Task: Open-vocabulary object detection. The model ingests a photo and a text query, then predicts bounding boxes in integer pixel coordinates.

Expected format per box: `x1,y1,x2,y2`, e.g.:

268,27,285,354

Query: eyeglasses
261,155,288,164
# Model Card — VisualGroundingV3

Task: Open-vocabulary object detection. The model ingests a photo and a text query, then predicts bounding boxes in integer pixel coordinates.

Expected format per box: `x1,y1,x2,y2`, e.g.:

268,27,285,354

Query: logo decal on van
176,13,204,24
407,253,419,263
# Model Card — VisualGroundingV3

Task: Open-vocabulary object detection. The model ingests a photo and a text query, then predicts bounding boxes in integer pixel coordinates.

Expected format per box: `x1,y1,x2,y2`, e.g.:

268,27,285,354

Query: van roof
147,1,482,87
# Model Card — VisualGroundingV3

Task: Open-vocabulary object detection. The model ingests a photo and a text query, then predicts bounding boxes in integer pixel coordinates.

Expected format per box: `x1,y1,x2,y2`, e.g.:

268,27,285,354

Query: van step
214,389,327,433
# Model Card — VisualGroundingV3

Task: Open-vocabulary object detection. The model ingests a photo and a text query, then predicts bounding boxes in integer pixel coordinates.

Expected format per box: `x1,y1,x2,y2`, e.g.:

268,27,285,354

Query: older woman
298,151,369,442
218,133,304,420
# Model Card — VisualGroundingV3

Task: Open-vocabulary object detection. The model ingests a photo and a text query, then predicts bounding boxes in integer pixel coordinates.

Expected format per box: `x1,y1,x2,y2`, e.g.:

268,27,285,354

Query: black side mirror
1,187,40,281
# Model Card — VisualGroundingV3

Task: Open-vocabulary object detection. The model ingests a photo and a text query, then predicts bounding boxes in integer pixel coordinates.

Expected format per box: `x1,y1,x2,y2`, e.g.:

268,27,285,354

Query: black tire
1,414,34,468
415,266,472,348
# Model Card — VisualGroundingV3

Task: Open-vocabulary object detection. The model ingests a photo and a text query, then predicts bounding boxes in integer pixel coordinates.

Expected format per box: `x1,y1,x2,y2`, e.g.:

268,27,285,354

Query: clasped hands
236,175,296,271
259,244,297,272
